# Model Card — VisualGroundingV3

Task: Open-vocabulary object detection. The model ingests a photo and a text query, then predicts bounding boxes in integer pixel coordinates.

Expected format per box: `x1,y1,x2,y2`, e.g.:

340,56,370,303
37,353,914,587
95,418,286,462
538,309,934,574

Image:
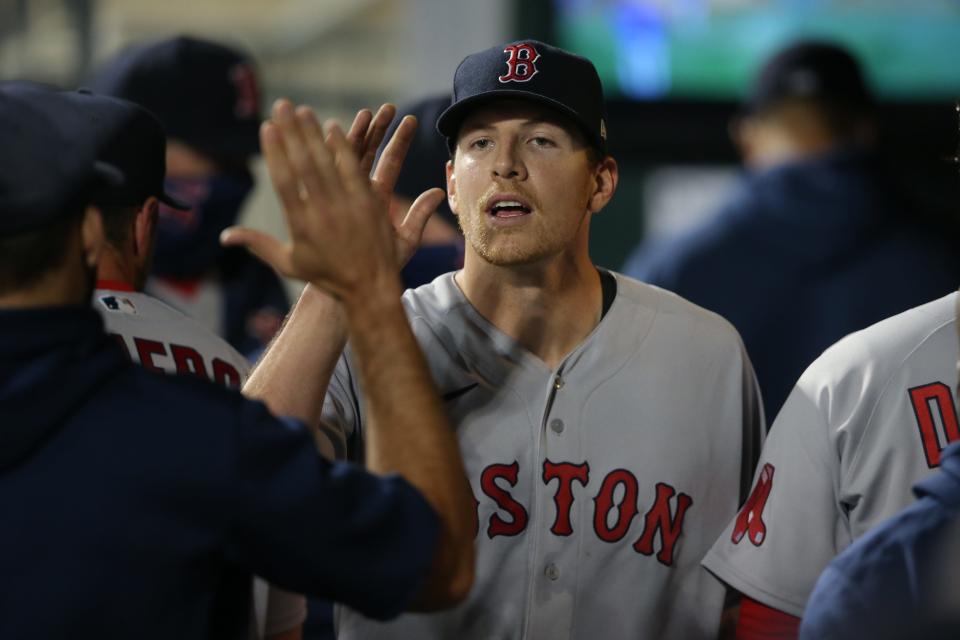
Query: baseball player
702,289,960,636
0,83,474,638
228,41,764,639
67,88,304,639
91,36,290,358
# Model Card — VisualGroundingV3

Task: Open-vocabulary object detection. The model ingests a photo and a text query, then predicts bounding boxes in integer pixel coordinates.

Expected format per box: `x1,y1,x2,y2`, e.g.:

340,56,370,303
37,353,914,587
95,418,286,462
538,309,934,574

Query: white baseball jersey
703,291,960,617
96,285,248,387
323,271,765,640
93,284,305,639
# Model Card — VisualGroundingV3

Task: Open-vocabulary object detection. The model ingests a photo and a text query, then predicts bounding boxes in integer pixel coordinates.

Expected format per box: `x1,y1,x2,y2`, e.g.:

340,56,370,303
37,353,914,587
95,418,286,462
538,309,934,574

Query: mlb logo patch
98,295,138,315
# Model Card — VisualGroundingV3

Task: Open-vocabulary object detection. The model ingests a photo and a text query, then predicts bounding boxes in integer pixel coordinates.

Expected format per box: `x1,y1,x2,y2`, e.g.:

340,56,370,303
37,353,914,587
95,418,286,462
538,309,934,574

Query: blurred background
2,0,959,283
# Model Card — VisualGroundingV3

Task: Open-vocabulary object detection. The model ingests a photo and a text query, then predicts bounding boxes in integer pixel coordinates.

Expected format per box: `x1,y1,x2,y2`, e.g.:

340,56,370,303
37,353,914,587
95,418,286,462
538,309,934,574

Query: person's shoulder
611,271,746,348
801,292,956,388
401,271,465,321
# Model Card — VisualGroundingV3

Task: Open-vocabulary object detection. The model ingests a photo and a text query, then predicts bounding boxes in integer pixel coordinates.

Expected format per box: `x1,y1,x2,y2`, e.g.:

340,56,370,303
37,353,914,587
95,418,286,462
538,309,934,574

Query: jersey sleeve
318,351,359,460
224,400,439,621
702,385,841,617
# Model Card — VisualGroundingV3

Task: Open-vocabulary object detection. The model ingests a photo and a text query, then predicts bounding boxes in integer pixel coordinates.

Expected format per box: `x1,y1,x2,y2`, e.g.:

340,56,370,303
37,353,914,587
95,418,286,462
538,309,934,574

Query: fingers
325,124,368,199
345,108,373,159
396,188,446,264
260,119,307,227
290,104,344,200
372,114,417,199
359,104,397,174
220,226,295,277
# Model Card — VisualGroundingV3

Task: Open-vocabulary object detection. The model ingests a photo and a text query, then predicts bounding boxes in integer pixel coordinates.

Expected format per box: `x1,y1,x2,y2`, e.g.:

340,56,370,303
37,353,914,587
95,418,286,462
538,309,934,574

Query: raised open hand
221,99,444,302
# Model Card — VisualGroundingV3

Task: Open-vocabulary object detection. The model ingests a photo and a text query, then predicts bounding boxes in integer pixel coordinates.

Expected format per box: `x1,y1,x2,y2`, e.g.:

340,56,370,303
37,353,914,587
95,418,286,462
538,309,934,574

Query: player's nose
492,139,527,180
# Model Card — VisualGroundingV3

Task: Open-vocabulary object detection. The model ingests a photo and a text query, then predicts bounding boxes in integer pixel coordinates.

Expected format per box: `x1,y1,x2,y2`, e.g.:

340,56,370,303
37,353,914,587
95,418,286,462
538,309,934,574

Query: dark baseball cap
0,83,125,236
436,39,608,153
378,95,457,226
90,36,262,157
70,90,187,210
746,40,875,114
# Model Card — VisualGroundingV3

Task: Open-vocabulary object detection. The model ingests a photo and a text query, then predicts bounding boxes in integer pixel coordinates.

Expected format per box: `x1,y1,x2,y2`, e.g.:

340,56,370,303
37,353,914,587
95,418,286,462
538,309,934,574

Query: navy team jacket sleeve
223,399,440,621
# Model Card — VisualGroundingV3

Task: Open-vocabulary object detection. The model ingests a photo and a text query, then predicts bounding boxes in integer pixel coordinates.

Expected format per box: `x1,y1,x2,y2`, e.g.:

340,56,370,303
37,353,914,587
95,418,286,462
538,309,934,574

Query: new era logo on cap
437,39,609,152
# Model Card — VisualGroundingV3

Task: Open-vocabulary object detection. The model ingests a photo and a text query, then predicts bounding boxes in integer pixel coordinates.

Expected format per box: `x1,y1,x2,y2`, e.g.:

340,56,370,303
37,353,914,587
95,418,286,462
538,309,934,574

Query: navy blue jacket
624,149,960,418
0,306,437,639
800,443,960,639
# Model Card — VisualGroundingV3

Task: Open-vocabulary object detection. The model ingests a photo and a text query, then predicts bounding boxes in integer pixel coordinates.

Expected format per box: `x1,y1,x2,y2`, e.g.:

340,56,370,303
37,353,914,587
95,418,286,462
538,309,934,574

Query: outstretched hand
221,99,445,302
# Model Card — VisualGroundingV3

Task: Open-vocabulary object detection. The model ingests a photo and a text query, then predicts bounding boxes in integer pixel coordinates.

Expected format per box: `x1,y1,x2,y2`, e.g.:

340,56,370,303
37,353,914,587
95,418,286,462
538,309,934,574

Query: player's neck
95,249,141,292
456,252,603,370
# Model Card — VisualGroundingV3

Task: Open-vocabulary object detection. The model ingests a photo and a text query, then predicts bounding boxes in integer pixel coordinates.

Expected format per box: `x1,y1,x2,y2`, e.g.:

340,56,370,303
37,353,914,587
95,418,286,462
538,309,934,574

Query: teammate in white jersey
79,89,304,640
703,291,960,637
227,40,764,639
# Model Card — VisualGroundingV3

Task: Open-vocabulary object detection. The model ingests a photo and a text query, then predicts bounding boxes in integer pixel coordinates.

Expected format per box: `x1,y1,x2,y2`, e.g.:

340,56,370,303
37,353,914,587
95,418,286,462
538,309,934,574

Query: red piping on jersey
156,277,202,297
96,279,136,292
736,596,800,640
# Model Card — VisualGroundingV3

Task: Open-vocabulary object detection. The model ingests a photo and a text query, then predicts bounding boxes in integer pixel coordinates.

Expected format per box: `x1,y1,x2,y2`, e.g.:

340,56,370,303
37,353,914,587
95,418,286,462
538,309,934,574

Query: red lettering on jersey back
633,482,693,566
593,468,640,543
543,460,590,536
481,461,528,538
472,492,480,539
909,382,960,468
171,344,207,378
212,358,242,389
134,338,166,373
731,463,774,547
499,43,541,83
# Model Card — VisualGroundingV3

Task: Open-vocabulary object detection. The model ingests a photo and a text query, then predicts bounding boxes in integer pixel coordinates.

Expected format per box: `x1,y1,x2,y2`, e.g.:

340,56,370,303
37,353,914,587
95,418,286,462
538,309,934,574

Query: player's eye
469,137,493,150
529,136,555,148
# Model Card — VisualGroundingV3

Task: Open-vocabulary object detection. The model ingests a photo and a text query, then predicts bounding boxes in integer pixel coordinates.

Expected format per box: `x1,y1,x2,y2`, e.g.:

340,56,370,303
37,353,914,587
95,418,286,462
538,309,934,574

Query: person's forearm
342,278,476,608
244,285,346,429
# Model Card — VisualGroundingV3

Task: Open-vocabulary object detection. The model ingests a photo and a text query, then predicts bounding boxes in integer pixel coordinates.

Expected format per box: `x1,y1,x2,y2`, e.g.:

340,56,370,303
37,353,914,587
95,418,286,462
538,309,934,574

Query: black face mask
150,171,254,279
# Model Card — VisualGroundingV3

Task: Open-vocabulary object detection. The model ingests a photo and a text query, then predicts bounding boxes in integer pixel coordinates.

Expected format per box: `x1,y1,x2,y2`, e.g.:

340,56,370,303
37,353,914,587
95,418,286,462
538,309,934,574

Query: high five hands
221,100,446,302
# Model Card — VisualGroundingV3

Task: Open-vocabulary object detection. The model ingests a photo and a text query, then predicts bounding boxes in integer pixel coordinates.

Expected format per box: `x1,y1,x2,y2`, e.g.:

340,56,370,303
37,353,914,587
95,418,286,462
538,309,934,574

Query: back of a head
0,84,124,297
90,35,262,161
746,40,876,144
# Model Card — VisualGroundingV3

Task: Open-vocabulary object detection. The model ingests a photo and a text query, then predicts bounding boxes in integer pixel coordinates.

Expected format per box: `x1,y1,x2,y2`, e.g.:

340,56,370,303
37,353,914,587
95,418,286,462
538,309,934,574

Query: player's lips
485,194,534,222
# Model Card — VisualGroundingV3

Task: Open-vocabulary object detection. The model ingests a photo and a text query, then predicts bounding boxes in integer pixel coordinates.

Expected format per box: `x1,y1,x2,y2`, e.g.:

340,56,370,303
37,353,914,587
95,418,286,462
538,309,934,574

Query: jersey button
550,419,565,434
554,376,565,390
544,563,560,581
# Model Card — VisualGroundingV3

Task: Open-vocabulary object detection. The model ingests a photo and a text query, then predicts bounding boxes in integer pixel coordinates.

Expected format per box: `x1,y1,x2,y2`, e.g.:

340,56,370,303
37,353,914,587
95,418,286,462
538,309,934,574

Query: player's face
447,101,616,267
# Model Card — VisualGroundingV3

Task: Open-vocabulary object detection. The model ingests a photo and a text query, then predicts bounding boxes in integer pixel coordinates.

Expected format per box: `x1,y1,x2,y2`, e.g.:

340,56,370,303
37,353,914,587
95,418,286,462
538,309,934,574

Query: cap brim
436,89,605,151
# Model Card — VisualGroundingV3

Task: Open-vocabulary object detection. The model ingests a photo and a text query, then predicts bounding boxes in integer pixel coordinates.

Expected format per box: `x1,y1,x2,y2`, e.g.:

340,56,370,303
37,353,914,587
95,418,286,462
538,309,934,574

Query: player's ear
445,159,459,216
133,197,159,259
587,156,618,214
81,205,106,269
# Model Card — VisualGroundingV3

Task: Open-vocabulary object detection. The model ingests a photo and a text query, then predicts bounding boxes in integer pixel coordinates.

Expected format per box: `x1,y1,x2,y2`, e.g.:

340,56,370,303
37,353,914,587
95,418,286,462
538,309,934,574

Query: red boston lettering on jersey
593,468,640,543
499,43,540,83
135,338,167,373
633,482,693,566
543,460,590,536
909,382,960,468
481,461,529,538
212,358,242,389
171,344,208,378
731,463,774,547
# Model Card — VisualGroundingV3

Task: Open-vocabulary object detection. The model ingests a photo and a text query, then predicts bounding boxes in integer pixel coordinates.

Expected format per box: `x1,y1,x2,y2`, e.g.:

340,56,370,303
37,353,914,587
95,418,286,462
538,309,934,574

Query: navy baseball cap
69,90,188,210
0,84,125,236
90,36,262,157
437,40,608,153
746,40,874,114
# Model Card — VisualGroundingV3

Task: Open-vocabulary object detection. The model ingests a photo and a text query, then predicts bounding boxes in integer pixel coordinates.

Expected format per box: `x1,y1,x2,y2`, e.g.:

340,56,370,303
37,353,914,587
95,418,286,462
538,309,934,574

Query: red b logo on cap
499,43,540,83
